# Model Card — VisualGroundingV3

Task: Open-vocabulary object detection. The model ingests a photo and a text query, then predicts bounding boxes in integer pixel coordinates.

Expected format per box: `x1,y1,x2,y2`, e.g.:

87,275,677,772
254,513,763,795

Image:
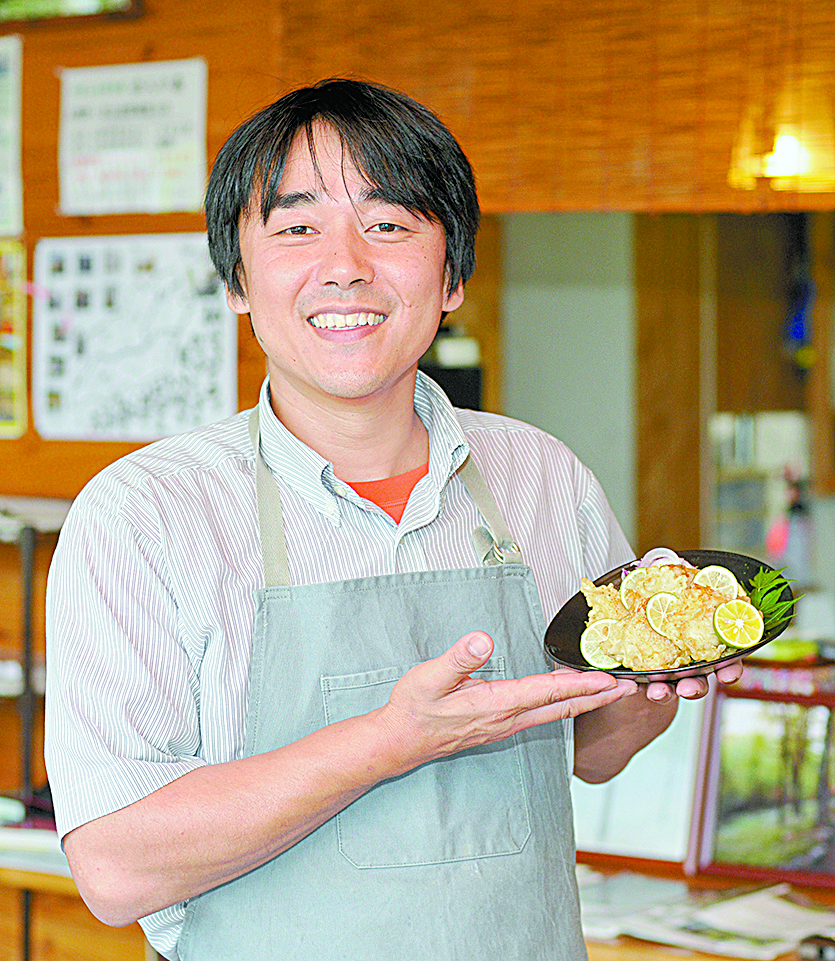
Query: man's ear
226,281,250,316
443,278,465,314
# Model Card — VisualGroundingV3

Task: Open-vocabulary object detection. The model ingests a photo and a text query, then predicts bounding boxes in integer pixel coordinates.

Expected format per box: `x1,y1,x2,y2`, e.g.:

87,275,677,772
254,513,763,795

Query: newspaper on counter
585,878,835,960
578,870,699,942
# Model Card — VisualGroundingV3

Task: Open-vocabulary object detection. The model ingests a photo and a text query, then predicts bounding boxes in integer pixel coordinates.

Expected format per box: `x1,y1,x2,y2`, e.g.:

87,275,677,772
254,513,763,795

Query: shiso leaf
746,567,801,632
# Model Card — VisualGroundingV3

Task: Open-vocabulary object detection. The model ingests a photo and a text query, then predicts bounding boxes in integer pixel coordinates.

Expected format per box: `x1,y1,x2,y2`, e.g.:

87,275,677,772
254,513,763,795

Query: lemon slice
713,599,764,648
693,564,740,600
580,619,622,669
645,591,680,639
619,568,648,611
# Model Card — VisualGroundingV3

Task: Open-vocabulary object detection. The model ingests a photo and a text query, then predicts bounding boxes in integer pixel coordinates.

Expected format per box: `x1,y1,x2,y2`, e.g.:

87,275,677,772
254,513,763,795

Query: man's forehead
253,126,384,207
282,124,366,184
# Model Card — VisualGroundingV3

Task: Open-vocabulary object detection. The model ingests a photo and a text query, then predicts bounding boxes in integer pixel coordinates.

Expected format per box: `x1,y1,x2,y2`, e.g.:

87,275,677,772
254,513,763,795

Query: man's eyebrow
356,186,392,204
265,185,407,214
270,190,319,209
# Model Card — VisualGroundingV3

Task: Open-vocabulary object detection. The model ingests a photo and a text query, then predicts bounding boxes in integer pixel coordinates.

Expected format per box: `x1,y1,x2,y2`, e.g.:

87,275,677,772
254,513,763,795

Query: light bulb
763,134,810,177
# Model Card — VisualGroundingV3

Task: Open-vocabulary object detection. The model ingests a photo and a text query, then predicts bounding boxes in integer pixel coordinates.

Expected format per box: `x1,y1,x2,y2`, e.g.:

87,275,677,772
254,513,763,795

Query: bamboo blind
13,0,835,223
275,0,835,213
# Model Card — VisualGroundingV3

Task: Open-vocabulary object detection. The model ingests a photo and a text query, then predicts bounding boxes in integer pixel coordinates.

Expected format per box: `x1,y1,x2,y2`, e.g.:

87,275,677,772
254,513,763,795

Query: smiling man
45,79,740,961
229,123,463,482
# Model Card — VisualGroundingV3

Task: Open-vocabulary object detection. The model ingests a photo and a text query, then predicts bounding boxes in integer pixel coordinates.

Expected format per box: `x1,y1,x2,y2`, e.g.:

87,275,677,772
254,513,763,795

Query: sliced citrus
645,591,680,639
580,619,622,669
713,599,764,648
619,568,648,611
693,564,740,600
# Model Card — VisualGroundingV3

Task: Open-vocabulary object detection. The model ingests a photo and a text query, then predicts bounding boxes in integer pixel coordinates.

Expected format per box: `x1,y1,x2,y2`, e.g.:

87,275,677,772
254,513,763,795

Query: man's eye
279,225,313,235
371,222,403,233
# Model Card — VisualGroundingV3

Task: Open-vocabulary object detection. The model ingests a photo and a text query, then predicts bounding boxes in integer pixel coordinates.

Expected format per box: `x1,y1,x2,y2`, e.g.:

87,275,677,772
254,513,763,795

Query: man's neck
268,373,429,482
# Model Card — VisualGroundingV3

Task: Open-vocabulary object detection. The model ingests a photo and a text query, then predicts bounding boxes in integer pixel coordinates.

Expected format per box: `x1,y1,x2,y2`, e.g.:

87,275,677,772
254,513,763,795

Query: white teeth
309,312,385,330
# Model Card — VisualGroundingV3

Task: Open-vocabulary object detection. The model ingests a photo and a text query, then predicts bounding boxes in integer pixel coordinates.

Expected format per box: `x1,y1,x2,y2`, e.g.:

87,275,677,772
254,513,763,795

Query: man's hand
378,630,638,770
574,659,744,783
645,658,744,703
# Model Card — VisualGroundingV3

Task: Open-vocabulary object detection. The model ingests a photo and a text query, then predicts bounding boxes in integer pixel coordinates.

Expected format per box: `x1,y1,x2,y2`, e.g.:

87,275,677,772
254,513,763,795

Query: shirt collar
255,372,470,520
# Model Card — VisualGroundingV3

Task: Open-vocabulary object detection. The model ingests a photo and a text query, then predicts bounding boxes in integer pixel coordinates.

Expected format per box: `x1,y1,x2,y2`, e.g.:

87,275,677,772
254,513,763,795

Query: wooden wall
716,214,806,414
272,0,835,214
3,0,833,497
634,215,704,555
633,211,809,555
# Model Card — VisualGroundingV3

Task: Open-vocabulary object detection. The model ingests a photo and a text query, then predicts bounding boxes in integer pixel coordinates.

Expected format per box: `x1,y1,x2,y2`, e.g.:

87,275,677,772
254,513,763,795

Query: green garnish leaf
746,567,802,632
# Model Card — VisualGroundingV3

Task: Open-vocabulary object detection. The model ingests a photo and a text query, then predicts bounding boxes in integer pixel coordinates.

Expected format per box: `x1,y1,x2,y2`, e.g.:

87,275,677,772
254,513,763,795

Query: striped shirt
45,372,632,959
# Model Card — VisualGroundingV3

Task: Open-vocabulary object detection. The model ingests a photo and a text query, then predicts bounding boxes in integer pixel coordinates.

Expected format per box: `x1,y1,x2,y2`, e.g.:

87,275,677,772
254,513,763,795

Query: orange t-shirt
347,462,429,523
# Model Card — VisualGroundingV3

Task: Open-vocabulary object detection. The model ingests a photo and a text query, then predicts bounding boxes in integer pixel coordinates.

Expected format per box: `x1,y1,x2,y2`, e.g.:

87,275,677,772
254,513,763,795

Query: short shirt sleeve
45,473,207,841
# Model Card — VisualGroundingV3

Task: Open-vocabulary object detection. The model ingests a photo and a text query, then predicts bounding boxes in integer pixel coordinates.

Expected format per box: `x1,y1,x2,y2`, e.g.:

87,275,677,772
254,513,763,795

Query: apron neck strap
248,408,522,588
457,456,523,567
249,409,291,589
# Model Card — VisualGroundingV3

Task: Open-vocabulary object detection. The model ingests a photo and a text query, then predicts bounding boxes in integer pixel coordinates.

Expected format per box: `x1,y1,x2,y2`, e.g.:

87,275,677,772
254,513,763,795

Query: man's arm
65,630,637,927
573,661,743,783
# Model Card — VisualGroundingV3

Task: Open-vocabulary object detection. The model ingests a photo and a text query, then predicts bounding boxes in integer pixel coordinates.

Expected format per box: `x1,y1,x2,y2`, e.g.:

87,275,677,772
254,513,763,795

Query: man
45,78,740,961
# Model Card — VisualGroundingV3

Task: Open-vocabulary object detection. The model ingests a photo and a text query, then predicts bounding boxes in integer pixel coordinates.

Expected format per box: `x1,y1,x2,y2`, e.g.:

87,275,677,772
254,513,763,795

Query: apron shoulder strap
248,409,291,588
457,455,523,566
249,408,523,586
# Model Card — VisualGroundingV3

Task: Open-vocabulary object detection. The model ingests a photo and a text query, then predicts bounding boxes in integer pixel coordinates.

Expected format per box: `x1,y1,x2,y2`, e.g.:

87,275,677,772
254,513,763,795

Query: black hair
205,78,480,299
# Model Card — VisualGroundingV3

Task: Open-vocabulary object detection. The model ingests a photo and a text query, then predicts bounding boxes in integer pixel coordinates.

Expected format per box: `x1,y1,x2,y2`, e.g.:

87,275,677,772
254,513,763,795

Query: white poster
32,233,237,442
572,698,706,863
0,35,22,236
59,58,207,215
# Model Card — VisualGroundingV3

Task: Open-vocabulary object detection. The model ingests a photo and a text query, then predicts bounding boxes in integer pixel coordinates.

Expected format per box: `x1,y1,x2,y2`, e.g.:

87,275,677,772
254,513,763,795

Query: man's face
228,125,464,415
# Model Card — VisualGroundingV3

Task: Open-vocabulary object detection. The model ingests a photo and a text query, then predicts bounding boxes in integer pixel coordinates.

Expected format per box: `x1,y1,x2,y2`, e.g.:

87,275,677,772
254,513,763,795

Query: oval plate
544,549,795,682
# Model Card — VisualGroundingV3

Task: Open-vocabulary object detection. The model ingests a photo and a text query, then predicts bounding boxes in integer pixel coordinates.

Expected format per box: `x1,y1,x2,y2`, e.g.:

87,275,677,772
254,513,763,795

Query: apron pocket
321,658,532,868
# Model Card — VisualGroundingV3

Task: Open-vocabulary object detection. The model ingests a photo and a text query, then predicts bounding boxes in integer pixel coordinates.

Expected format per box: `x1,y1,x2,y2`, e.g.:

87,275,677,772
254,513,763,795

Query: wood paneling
716,214,806,413
3,0,279,500
15,0,831,227
634,215,703,555
808,211,835,495
447,217,503,413
0,885,147,961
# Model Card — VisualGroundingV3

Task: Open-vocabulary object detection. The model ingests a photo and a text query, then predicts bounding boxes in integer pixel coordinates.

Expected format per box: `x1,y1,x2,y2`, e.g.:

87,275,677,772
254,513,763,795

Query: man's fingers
435,634,626,705
386,643,639,759
716,660,743,685
465,631,493,659
646,657,744,702
514,679,637,727
423,631,495,695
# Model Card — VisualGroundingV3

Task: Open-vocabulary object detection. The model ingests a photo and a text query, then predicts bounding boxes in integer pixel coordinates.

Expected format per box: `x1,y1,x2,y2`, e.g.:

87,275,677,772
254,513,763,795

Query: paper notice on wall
0,238,26,437
0,35,23,236
58,58,207,215
32,233,237,442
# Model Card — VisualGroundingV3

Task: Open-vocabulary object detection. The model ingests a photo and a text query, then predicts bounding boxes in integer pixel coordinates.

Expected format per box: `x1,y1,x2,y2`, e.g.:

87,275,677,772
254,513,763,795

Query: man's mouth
308,311,386,330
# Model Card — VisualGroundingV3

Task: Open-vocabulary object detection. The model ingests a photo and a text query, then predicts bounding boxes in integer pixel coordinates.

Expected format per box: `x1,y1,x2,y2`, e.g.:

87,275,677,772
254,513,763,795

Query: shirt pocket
320,658,532,869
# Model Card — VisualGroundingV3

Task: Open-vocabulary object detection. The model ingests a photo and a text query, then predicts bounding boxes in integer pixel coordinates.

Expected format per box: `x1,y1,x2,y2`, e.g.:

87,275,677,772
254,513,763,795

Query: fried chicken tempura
580,563,734,671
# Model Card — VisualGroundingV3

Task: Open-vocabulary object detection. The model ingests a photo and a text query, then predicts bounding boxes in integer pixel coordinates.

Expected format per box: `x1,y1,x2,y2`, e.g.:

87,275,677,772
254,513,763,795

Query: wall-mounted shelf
0,497,70,961
0,496,70,801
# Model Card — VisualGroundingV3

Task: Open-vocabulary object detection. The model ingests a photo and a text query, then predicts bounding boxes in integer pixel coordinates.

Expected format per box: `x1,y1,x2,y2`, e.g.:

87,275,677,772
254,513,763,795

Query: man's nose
316,224,375,288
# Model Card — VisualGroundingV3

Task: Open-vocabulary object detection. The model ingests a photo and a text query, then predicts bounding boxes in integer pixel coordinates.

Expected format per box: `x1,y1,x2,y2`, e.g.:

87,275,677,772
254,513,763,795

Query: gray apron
177,411,587,961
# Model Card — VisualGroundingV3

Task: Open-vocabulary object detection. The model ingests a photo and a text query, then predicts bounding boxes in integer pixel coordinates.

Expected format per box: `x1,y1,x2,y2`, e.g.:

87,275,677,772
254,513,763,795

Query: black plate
544,550,794,682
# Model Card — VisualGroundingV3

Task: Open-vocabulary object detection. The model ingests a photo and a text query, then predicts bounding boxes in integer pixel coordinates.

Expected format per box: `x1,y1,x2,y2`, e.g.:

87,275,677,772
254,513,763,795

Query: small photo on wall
697,690,835,886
